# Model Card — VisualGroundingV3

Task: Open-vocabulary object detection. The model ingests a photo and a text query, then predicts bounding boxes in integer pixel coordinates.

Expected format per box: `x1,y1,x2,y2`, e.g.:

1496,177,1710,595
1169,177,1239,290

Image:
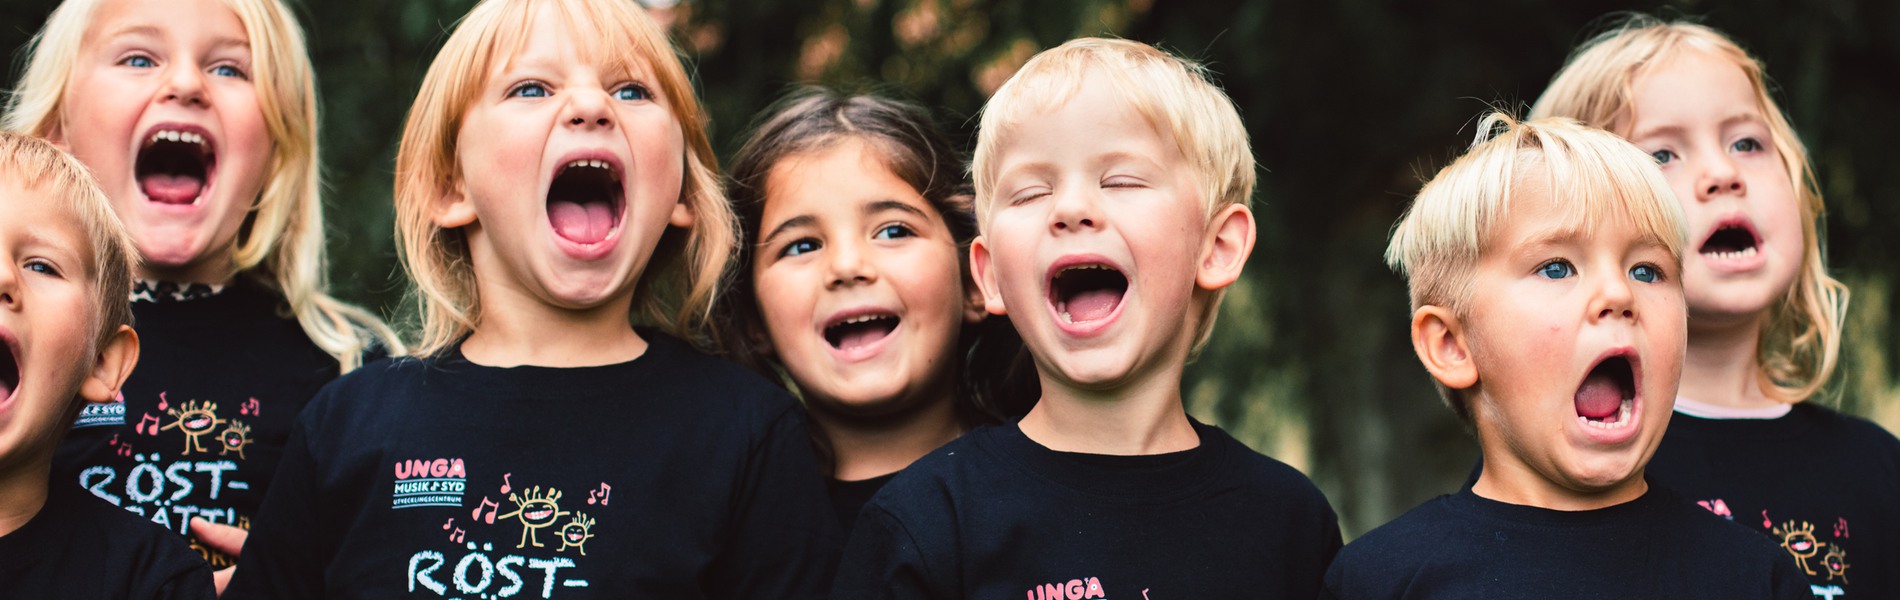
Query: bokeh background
6,0,1897,537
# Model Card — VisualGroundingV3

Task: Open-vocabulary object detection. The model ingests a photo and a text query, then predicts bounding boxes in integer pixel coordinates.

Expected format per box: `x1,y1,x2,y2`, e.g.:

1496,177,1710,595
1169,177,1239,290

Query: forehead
0,178,98,272
759,140,938,230
1483,171,1667,258
86,0,249,47
994,73,1178,172
1625,48,1760,135
489,2,656,83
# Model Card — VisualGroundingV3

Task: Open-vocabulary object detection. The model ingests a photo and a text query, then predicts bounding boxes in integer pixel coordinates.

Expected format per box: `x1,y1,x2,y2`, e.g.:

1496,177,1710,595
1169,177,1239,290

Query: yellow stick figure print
557,512,596,556
160,399,224,455
1772,520,1826,576
497,486,569,549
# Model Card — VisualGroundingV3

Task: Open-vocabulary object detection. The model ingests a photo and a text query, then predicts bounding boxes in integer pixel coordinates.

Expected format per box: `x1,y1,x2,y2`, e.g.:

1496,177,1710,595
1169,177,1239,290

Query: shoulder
1805,403,1900,450
858,430,998,520
1325,497,1457,594
56,488,215,596
1644,488,1795,565
640,330,800,415
1205,425,1332,506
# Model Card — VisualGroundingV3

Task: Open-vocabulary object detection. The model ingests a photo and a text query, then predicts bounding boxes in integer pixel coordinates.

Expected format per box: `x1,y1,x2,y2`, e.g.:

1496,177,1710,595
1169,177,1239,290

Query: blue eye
211,64,245,79
122,55,155,68
1630,264,1662,283
1731,138,1762,153
1650,149,1676,165
23,260,59,277
873,224,913,240
781,239,820,257
1537,260,1575,280
508,82,550,98
614,85,650,101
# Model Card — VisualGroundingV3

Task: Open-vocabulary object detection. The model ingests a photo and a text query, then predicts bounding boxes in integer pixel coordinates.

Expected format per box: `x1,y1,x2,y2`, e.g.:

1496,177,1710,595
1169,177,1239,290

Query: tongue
140,174,204,204
549,200,615,244
836,323,890,350
1574,373,1624,419
1064,289,1120,322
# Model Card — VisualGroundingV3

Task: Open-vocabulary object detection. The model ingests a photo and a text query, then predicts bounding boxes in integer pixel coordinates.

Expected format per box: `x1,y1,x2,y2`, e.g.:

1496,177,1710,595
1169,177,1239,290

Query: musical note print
472,497,501,524
587,483,611,506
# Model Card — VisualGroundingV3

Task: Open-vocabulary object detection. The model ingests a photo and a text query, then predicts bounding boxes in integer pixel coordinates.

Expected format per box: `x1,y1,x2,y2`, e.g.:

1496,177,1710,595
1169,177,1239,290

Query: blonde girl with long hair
1533,14,1898,597
227,0,837,597
4,0,402,585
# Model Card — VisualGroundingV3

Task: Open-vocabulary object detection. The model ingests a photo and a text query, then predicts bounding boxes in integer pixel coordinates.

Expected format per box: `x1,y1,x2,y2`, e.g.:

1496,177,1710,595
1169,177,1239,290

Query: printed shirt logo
394,458,469,509
1697,499,1854,600
79,392,260,567
1025,576,1109,600
74,400,127,428
406,469,613,597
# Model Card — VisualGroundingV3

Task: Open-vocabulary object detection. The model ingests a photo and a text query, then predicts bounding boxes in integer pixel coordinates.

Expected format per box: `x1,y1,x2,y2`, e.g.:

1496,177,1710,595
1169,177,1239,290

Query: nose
564,88,615,130
1047,186,1103,234
160,63,208,108
1693,152,1745,202
0,262,17,311
1588,269,1636,323
825,237,875,289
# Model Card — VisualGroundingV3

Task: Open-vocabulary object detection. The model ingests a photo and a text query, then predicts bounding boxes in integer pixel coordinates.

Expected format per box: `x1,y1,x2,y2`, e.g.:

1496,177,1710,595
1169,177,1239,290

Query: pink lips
1696,215,1765,273
821,306,901,363
545,149,627,260
1572,347,1644,446
1045,254,1127,337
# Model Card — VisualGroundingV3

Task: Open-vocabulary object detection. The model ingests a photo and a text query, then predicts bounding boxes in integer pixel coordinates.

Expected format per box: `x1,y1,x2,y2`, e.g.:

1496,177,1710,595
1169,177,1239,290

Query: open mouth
824,311,900,351
1050,264,1128,324
186,417,211,429
547,159,624,245
566,531,584,541
136,128,215,205
527,508,552,520
1575,355,1636,429
0,338,17,402
1699,219,1760,261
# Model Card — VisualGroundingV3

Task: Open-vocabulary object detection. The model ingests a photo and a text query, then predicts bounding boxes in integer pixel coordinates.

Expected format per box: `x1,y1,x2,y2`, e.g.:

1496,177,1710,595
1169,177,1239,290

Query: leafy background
6,0,1896,536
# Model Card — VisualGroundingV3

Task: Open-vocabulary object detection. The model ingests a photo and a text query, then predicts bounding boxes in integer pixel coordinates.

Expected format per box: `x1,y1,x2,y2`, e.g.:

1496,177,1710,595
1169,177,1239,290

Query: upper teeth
1062,264,1114,273
1703,247,1757,260
836,315,888,326
149,129,207,149
566,159,610,171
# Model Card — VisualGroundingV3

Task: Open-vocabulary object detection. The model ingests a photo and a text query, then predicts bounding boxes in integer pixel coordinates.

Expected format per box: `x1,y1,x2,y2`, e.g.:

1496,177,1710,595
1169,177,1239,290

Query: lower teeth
1580,399,1635,429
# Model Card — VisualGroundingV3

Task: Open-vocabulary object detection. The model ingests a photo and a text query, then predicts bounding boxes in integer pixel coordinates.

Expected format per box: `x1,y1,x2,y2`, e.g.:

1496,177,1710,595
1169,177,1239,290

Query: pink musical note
1762,510,1773,530
240,398,260,416
117,443,134,457
1836,518,1851,539
136,413,161,436
441,517,455,530
109,434,120,446
157,392,168,411
450,527,465,542
472,497,500,524
588,483,611,505
500,473,513,494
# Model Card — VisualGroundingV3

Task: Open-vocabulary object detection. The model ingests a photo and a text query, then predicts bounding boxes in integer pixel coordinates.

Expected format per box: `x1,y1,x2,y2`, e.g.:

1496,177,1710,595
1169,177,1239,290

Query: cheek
751,265,815,339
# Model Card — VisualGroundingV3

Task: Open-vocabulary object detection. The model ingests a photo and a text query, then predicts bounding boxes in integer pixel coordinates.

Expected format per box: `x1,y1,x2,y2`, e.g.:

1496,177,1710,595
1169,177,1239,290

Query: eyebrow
757,215,814,248
1629,112,1762,141
864,199,928,219
103,24,250,54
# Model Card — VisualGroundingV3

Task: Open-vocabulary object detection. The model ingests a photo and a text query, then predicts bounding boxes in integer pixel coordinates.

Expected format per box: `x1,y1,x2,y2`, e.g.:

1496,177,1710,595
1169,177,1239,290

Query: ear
433,178,478,229
959,257,988,325
668,193,695,228
1411,305,1477,390
44,122,67,149
1195,204,1256,291
79,325,139,405
969,235,1008,316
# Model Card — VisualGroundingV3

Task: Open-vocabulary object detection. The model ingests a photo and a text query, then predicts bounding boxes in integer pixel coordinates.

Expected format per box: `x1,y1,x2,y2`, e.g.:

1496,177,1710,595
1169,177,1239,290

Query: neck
1471,453,1646,512
1019,363,1197,455
1681,311,1779,409
0,460,51,538
812,390,966,482
139,255,237,285
463,283,646,368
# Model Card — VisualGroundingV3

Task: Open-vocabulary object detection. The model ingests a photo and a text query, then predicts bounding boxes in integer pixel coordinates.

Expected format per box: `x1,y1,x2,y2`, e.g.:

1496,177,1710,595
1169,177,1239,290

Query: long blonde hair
4,0,405,371
392,0,734,356
1530,14,1848,403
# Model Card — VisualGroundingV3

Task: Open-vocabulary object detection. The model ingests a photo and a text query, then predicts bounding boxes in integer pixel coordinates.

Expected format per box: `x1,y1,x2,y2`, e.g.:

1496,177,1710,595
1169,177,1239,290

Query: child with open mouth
1533,15,1900,598
716,87,1035,539
4,0,405,587
1325,114,1807,599
226,1,837,598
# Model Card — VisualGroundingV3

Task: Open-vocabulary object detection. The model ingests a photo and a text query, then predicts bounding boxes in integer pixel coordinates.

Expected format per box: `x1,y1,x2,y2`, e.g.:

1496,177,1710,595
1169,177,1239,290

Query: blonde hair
1530,14,1848,403
4,0,404,371
393,0,733,356
971,37,1254,354
0,132,139,346
1386,113,1687,418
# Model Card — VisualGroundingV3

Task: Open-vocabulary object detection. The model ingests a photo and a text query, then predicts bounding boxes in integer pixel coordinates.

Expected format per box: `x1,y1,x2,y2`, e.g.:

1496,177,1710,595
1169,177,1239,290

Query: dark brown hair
716,86,1036,441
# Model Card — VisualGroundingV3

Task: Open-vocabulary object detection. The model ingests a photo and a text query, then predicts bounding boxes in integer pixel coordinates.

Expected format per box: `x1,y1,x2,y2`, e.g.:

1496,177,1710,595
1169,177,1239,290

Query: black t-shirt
225,331,840,600
1648,402,1900,599
829,472,896,540
0,472,215,599
1323,483,1811,599
831,419,1341,599
54,278,339,567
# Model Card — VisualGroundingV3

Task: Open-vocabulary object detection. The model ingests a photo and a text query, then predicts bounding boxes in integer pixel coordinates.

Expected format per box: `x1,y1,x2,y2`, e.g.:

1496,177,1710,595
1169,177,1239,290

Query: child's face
1624,48,1804,329
1460,178,1685,498
56,0,272,282
972,72,1222,393
750,139,977,416
0,180,107,470
439,3,693,311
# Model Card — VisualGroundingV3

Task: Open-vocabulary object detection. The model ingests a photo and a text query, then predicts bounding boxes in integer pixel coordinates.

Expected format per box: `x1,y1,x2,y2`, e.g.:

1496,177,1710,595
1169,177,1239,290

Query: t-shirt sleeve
148,560,217,600
704,404,842,600
830,503,940,600
223,409,334,600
